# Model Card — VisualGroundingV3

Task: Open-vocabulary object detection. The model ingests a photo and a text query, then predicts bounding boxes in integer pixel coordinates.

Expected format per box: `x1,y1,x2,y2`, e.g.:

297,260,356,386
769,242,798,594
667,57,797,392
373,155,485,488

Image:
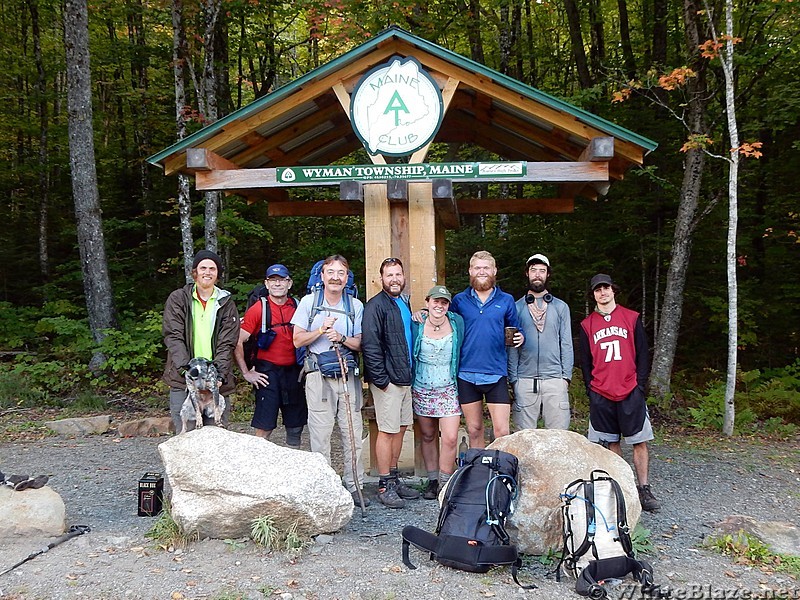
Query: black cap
590,273,613,290
192,249,223,272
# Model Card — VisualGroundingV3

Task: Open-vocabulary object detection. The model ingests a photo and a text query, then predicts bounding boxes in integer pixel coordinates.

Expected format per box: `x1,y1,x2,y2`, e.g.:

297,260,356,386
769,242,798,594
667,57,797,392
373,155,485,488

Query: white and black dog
178,357,226,434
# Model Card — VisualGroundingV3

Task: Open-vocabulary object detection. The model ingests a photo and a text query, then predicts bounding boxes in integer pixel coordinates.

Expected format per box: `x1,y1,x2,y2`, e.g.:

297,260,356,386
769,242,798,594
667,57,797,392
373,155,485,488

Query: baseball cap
265,264,291,279
526,253,550,267
426,285,452,301
590,273,614,290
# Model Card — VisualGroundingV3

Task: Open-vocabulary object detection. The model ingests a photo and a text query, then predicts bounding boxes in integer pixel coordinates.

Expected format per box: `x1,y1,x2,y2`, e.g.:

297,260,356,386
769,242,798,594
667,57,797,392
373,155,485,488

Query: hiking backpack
401,448,535,588
558,469,657,598
241,286,300,369
304,259,357,336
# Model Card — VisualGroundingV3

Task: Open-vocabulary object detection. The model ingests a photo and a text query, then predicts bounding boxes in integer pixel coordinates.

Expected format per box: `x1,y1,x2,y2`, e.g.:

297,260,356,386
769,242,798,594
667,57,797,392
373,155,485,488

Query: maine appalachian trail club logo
350,57,444,157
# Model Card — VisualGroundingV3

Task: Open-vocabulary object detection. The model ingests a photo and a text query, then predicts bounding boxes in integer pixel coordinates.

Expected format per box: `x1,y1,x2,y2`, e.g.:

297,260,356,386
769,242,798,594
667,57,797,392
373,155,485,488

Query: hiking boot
423,479,439,500
351,490,371,508
390,469,420,500
637,484,661,512
376,480,405,509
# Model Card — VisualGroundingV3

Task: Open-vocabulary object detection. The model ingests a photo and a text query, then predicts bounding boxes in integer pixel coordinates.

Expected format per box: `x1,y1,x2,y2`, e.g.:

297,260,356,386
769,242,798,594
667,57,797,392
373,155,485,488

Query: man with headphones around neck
507,253,574,430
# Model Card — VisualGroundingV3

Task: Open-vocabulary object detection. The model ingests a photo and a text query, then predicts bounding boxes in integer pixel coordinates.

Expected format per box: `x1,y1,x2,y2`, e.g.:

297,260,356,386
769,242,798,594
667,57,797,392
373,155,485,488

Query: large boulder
0,485,66,537
159,427,353,539
488,429,641,555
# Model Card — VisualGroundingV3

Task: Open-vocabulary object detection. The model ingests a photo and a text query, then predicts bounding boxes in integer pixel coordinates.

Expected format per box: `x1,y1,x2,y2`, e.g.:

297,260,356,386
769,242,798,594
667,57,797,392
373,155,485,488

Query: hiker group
162,249,660,513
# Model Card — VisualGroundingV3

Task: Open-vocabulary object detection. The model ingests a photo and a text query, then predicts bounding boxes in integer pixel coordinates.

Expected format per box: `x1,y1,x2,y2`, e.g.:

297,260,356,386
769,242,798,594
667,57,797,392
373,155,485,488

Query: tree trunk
172,0,194,282
64,0,117,357
202,0,222,253
466,0,486,63
563,0,593,88
649,0,711,400
720,0,740,436
617,0,638,79
652,0,668,65
587,0,606,77
30,0,50,284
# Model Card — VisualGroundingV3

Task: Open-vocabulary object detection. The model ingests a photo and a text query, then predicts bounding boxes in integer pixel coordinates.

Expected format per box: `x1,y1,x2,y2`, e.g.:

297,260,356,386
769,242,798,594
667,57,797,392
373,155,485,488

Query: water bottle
458,436,468,467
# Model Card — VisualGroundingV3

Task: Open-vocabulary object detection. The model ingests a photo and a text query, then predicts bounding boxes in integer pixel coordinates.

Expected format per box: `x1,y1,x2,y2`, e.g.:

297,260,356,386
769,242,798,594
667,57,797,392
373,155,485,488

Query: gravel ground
1,422,798,600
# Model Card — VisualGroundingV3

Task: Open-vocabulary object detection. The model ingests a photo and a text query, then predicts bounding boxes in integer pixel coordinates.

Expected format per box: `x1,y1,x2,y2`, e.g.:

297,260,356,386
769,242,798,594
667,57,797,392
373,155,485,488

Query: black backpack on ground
401,448,535,588
558,469,659,598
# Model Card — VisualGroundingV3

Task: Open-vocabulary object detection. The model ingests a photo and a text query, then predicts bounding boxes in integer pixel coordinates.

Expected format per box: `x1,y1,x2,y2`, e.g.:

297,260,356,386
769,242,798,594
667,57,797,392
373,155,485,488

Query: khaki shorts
370,383,413,433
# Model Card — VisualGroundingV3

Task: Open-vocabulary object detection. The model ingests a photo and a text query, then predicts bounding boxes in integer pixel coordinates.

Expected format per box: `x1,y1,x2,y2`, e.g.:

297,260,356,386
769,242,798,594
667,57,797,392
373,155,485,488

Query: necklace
428,316,447,331
595,307,613,322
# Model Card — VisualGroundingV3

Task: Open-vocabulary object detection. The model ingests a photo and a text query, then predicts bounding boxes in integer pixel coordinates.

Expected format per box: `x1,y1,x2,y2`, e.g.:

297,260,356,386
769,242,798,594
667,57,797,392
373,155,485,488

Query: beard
470,274,496,292
528,276,549,294
382,281,404,297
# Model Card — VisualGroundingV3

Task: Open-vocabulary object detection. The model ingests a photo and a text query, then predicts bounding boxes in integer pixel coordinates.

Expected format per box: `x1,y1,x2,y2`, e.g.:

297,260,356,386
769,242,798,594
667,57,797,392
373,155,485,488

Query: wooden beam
194,161,608,191
364,184,392,298
185,148,240,173
268,201,361,217
409,76,460,164
432,179,459,229
265,196,575,217
332,81,386,166
458,198,574,214
408,182,438,304
560,136,614,199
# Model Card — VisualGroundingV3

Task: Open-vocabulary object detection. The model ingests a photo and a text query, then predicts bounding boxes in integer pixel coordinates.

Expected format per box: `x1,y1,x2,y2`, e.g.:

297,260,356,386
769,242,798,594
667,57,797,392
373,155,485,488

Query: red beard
470,274,496,292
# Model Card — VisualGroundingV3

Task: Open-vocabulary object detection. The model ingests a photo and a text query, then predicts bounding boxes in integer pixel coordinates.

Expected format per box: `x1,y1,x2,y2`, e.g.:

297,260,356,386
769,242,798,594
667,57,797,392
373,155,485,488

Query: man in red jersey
579,273,660,512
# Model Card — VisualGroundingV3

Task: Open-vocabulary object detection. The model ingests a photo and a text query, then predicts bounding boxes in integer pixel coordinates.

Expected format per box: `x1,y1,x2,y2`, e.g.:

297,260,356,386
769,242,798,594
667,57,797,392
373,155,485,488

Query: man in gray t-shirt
291,255,367,506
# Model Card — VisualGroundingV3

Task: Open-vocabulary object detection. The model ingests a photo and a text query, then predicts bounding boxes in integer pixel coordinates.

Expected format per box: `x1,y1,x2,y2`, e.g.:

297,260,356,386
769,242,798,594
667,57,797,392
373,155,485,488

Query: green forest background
0,0,798,433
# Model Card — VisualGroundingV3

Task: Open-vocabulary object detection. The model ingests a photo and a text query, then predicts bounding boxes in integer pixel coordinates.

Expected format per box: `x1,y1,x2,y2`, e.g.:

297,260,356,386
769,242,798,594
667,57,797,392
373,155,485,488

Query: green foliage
707,531,800,576
97,310,164,375
62,391,108,416
0,371,52,409
144,499,198,549
685,364,800,433
250,515,310,556
631,524,655,556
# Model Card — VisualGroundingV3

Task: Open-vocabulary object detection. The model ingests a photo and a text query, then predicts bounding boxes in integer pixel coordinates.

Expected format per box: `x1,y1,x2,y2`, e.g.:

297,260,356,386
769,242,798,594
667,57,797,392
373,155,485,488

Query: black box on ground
137,471,164,516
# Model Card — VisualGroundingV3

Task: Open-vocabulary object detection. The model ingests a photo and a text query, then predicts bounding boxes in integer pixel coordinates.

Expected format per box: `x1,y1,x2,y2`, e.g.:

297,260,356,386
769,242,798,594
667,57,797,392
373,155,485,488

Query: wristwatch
340,335,347,345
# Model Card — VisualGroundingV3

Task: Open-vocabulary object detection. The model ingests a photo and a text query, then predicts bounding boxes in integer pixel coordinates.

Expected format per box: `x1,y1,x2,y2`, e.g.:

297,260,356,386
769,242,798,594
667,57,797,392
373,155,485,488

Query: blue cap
265,264,291,279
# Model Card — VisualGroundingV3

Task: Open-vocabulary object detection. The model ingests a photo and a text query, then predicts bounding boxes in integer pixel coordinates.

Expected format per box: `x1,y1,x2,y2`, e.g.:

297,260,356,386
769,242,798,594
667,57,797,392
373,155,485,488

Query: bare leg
631,442,650,485
608,441,623,457
461,402,485,448
417,417,440,473
254,428,273,439
487,403,511,439
438,415,461,475
390,425,407,470
375,431,397,475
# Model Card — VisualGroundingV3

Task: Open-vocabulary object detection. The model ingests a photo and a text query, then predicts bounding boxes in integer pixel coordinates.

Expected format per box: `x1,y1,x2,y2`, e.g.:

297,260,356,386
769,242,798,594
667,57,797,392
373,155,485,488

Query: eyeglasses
382,257,403,267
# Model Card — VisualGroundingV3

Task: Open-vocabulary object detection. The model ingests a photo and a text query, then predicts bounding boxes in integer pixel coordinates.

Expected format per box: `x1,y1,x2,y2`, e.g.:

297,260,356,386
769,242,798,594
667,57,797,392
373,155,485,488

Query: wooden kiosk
149,26,657,473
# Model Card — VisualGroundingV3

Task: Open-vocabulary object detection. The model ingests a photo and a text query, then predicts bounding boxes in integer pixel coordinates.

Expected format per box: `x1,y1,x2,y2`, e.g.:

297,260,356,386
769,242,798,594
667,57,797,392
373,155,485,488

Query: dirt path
1,426,798,600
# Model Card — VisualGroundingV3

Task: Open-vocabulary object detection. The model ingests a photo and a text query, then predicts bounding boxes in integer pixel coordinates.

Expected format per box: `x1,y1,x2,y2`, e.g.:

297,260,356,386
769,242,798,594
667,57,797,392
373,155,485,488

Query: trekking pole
334,342,366,517
1,525,90,576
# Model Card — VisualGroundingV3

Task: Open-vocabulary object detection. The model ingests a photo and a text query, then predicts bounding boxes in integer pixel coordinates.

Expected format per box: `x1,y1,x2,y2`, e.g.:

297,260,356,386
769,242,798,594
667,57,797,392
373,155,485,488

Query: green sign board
276,162,526,184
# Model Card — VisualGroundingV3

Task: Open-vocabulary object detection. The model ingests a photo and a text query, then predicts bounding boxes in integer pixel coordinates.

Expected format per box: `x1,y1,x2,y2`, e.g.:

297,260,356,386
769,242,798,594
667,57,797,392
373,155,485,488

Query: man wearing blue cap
234,264,306,448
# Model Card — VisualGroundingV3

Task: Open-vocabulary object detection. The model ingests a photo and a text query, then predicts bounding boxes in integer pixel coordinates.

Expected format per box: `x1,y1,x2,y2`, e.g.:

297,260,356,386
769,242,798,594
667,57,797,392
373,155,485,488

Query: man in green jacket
162,250,240,432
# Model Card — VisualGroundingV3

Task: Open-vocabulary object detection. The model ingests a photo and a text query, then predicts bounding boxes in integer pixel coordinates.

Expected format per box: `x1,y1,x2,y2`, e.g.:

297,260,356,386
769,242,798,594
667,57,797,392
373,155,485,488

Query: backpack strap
575,556,657,598
308,287,354,336
260,297,270,334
